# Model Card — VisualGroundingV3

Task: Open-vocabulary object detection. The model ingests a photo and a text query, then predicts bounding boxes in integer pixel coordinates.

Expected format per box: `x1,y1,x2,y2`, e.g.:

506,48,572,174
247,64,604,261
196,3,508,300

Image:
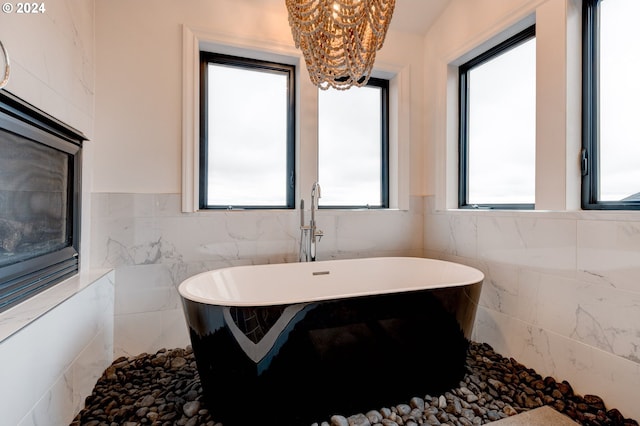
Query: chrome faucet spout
299,182,323,262
308,182,322,261
310,182,321,228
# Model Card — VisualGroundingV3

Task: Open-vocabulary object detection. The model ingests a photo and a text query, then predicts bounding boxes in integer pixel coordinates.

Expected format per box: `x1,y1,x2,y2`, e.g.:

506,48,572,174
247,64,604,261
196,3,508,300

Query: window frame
199,52,296,210
318,77,390,209
458,24,536,210
581,0,640,210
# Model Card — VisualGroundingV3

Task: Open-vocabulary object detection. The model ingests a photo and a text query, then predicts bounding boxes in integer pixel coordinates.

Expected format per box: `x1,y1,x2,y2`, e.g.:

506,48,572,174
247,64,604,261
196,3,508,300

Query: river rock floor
71,341,638,426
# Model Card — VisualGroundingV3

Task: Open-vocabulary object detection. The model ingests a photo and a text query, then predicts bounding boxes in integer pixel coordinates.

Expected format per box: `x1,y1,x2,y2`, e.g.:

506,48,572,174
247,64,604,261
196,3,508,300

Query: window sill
192,207,410,214
432,207,640,221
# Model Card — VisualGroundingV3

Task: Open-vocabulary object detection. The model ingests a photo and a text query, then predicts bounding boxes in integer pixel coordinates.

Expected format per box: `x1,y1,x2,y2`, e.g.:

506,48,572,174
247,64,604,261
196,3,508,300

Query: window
582,0,640,209
318,78,389,208
199,52,295,209
458,25,536,209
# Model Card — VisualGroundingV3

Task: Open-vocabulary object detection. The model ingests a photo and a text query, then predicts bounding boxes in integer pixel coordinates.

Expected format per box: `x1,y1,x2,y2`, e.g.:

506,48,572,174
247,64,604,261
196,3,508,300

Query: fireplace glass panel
0,128,69,267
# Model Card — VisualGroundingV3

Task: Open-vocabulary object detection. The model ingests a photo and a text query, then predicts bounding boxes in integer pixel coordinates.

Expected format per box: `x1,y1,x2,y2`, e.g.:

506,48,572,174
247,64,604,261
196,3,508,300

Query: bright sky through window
599,0,640,201
318,84,383,207
467,37,536,205
207,63,289,206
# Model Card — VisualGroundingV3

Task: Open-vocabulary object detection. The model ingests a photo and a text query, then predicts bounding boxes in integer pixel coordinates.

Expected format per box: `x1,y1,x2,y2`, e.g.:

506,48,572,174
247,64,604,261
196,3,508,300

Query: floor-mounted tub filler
178,257,484,425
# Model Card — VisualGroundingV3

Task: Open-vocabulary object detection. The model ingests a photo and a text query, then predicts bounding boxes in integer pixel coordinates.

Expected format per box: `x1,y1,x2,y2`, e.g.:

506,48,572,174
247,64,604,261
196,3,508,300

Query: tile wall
90,193,424,357
0,271,114,426
423,196,640,421
0,1,104,424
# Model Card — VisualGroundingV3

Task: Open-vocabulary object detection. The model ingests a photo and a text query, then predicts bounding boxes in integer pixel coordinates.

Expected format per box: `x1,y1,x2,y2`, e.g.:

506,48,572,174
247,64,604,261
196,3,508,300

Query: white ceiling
388,0,452,35
258,0,452,35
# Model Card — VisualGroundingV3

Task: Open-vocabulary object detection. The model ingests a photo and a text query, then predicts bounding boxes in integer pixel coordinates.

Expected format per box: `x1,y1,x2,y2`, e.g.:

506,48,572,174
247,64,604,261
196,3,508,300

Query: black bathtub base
184,287,478,425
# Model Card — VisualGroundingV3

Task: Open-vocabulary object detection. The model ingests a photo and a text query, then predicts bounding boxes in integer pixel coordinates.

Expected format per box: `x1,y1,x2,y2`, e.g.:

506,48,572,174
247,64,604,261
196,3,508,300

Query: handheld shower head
312,182,321,199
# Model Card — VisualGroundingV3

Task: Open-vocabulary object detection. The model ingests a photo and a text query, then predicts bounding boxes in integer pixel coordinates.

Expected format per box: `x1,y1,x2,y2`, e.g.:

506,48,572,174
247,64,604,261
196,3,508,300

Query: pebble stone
71,342,638,426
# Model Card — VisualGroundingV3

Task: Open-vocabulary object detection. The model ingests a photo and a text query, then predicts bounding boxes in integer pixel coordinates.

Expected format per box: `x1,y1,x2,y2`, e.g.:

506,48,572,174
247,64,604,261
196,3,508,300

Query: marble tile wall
90,192,424,358
423,196,640,421
0,2,103,424
0,271,114,426
0,0,94,137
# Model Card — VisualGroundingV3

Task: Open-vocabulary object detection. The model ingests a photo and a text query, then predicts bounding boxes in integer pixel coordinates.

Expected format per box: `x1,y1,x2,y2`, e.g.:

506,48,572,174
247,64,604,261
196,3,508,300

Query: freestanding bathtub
179,257,484,425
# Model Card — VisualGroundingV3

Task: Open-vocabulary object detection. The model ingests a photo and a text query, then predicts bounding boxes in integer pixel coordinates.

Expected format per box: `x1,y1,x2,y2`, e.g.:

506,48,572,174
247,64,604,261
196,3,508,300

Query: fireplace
0,91,85,313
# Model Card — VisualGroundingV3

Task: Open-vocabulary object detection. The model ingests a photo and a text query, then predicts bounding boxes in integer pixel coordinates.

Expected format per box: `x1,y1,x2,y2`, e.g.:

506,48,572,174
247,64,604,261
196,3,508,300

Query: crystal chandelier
286,0,396,90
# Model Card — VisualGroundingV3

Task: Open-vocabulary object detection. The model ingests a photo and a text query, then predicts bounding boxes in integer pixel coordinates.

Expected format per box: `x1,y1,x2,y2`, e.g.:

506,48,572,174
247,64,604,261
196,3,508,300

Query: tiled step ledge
487,406,577,426
0,268,113,343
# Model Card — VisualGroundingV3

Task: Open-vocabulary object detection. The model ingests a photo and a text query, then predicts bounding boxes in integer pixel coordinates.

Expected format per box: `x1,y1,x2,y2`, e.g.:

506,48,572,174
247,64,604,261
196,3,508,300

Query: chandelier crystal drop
286,0,396,90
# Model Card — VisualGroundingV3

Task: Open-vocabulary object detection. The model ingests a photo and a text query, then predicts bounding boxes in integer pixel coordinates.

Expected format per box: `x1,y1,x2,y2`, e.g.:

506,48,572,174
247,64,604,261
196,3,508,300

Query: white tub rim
178,256,484,307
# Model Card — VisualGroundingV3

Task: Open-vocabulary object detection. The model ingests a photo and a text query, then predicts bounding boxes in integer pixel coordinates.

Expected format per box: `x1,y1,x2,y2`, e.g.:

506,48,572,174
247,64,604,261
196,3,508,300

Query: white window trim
181,25,411,213
436,0,581,212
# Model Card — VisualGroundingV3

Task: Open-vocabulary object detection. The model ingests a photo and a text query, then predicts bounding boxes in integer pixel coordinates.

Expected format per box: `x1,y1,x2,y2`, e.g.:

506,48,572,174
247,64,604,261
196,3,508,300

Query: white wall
0,0,94,136
0,0,96,268
93,0,424,195
424,0,640,421
91,0,423,355
0,3,116,425
0,272,114,426
92,0,426,357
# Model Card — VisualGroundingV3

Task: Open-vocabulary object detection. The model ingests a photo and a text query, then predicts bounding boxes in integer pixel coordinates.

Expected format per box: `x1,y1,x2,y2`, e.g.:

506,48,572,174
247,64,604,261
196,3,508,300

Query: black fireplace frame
0,90,86,313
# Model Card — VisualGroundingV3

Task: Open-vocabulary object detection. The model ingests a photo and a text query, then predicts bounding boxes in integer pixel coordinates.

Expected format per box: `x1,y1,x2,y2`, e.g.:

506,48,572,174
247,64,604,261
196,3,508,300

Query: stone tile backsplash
91,192,424,357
